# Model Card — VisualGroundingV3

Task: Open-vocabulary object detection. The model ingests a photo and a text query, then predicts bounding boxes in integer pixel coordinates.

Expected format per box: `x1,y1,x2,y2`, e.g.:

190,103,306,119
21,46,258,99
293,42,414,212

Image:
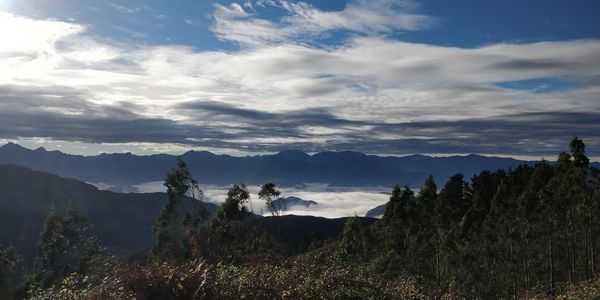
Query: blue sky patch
496,77,575,94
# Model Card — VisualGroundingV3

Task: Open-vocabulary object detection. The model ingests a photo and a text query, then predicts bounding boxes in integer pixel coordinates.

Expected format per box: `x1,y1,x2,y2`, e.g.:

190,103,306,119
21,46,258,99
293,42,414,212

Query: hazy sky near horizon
1,0,600,158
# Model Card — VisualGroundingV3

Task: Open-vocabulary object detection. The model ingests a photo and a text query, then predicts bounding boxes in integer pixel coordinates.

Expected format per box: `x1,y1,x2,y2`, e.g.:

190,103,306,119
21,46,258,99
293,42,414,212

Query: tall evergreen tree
411,176,438,278
570,136,590,168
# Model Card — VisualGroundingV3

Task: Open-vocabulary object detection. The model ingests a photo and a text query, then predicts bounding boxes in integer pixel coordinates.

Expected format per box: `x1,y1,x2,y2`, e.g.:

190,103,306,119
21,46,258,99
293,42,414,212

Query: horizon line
1,141,591,163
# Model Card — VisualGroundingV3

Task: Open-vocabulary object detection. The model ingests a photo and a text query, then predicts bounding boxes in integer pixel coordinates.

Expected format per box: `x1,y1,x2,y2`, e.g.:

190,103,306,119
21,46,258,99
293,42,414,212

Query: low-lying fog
94,181,395,218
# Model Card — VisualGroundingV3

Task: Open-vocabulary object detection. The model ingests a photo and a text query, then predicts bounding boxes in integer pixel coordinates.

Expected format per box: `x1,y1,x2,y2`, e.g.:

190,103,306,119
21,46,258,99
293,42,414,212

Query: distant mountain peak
365,203,386,218
275,196,318,209
182,150,216,156
313,150,367,160
275,149,310,159
0,142,27,151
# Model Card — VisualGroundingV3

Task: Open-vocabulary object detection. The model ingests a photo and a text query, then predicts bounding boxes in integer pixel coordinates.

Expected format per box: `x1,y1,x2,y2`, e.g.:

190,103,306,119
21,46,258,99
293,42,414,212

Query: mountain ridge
0,143,577,189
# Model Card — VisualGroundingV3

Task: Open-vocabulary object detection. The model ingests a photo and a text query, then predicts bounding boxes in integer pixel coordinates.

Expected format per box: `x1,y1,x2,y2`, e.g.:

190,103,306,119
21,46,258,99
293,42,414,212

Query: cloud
184,19,203,26
1,12,600,156
108,3,144,14
212,0,437,46
0,12,85,53
131,182,390,218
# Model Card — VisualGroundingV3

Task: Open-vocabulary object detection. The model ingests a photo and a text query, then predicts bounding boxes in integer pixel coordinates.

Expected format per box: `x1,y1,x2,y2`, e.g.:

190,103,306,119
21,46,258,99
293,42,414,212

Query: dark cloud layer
489,59,577,71
2,85,599,157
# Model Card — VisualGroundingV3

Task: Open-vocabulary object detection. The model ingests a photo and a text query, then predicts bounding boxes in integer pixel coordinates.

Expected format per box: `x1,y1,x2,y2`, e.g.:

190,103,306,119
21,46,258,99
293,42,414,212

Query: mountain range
0,143,552,189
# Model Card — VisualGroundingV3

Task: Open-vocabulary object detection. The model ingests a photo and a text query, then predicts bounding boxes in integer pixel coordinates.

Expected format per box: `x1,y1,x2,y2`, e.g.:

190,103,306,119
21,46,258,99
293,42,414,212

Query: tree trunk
586,211,595,279
570,230,576,283
508,224,516,299
550,233,555,294
525,239,530,293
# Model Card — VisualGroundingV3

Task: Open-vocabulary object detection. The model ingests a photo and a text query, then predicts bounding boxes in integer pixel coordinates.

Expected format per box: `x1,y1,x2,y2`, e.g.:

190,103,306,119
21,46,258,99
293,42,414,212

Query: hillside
249,215,376,253
0,164,217,262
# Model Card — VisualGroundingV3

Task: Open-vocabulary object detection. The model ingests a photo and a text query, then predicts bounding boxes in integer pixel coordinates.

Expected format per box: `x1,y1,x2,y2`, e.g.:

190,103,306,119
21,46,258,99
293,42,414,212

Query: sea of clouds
124,181,393,218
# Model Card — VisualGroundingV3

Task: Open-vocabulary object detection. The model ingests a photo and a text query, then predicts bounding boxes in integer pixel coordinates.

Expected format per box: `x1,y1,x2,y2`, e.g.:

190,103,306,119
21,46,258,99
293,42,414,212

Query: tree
34,204,98,288
218,184,251,221
570,136,590,169
411,176,438,279
438,174,472,224
152,157,207,260
0,244,22,299
34,207,65,287
259,183,283,216
382,185,403,222
339,216,366,258
207,184,253,262
62,202,100,274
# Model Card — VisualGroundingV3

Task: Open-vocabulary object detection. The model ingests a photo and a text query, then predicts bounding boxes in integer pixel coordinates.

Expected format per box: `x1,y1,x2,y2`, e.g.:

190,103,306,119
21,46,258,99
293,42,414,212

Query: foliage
259,182,283,216
217,184,251,221
152,157,208,261
367,137,600,298
339,216,368,259
0,244,23,299
33,203,99,289
27,249,430,300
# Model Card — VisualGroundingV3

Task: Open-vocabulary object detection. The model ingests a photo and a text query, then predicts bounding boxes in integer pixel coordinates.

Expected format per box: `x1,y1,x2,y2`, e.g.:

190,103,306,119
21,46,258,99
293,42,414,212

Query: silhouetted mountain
0,164,217,262
365,204,386,218
0,143,577,189
275,196,318,209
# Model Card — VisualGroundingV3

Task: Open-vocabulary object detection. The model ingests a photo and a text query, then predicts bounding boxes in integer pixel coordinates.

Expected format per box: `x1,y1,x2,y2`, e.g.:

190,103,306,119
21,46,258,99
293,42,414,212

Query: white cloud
184,19,203,26
1,12,600,155
130,181,390,218
0,12,84,53
108,3,144,14
212,0,437,46
212,3,283,46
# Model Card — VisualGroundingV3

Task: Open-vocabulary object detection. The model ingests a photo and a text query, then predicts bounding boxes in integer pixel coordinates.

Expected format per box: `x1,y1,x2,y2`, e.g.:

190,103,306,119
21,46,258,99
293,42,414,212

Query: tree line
343,137,600,298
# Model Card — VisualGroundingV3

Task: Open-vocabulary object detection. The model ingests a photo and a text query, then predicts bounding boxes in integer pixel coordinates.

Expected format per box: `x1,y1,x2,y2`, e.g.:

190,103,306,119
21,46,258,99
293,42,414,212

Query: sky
0,0,599,159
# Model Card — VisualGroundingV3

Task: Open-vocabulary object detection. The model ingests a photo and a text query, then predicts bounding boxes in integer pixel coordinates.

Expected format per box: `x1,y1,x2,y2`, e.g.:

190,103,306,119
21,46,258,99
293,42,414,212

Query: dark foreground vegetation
2,137,600,299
